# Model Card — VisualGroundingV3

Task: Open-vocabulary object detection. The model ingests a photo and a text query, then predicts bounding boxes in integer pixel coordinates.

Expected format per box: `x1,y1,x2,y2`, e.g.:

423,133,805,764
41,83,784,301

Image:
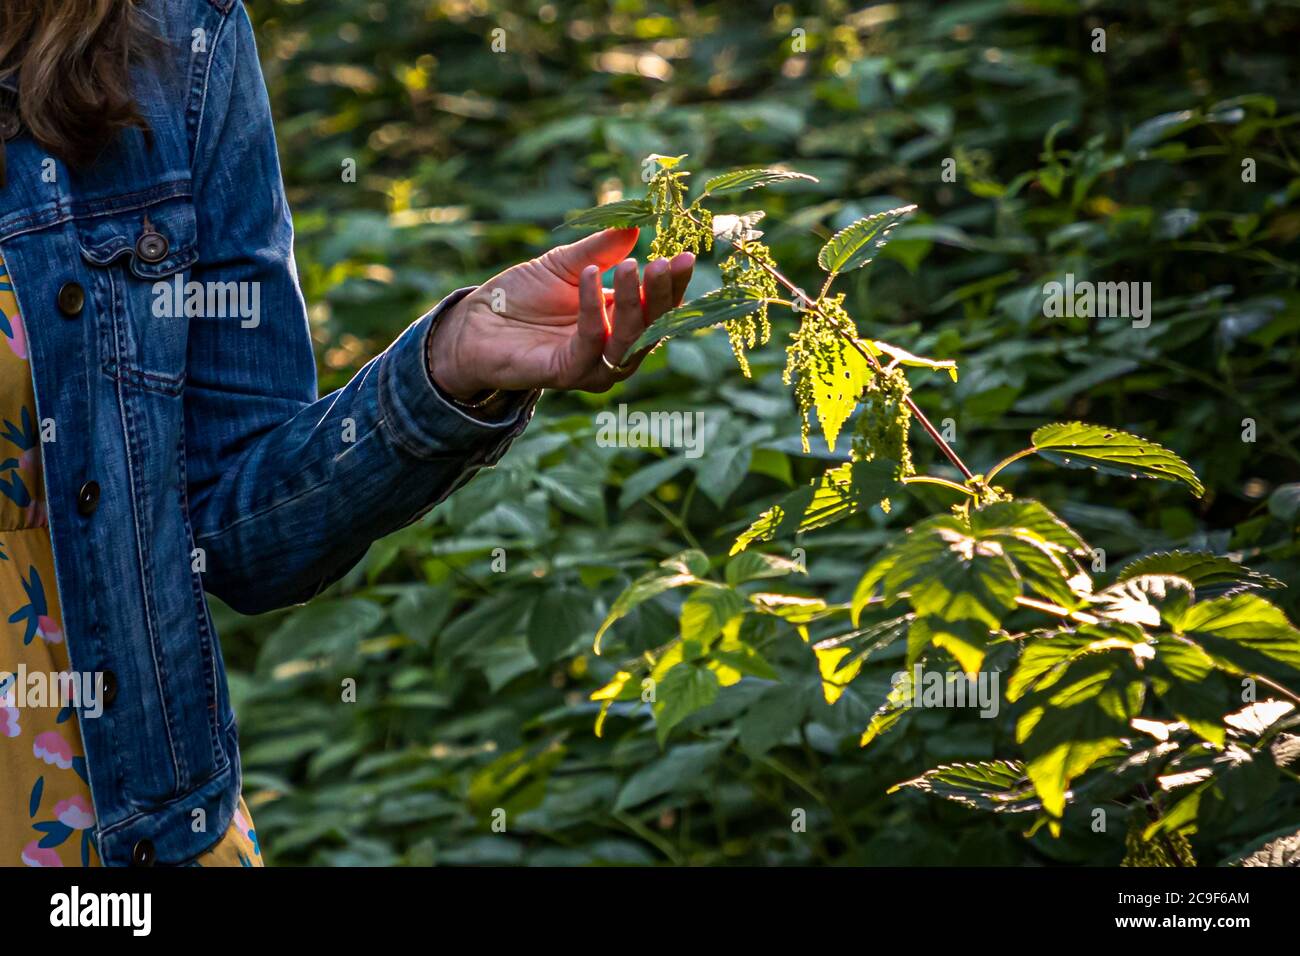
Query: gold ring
601,354,630,374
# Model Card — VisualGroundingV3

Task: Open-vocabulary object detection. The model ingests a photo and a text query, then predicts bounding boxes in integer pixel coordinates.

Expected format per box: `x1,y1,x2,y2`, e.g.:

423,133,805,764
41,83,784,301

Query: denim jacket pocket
76,193,199,393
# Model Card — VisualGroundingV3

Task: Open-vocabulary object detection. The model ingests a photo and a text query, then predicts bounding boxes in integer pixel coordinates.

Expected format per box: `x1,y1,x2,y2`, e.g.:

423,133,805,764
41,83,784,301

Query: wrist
425,296,486,401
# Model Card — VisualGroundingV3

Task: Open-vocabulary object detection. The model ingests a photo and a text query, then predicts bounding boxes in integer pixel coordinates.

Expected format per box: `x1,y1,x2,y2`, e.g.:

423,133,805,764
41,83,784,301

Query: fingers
568,251,695,392
601,259,643,368
560,264,607,382
641,258,675,331
545,228,640,282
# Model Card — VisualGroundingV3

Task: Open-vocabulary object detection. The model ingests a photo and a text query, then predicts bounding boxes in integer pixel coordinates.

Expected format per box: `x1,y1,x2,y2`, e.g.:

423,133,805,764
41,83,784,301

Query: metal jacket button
77,481,100,516
136,215,169,263
57,282,85,317
130,839,155,867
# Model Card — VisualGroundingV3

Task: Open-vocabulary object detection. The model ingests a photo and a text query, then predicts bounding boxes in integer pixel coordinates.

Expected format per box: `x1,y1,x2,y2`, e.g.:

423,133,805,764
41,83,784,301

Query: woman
0,0,692,866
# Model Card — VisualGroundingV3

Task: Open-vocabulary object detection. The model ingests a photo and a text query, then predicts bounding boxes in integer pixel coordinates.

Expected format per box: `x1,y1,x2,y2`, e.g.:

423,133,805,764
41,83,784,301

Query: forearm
190,289,536,614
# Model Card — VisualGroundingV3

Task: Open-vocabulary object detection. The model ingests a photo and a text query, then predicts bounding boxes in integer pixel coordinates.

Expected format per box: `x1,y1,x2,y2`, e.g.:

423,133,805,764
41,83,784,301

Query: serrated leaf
811,338,871,451
1172,593,1300,676
818,204,919,274
851,514,1022,630
1030,422,1204,497
563,198,656,230
732,460,896,554
702,166,818,195
625,288,767,358
890,760,1041,813
1117,551,1282,595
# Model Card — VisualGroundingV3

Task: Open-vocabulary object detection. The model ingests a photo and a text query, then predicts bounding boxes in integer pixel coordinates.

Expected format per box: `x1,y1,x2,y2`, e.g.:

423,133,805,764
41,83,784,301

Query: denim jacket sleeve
184,4,535,614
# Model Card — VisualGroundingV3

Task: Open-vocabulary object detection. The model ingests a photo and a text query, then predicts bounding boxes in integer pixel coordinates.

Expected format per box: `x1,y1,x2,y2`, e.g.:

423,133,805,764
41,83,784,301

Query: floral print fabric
0,255,262,867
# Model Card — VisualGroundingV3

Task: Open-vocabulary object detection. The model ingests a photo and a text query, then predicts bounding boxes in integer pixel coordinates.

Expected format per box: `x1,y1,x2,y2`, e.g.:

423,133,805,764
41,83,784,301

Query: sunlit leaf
818,204,919,273
702,166,818,195
1030,422,1204,497
563,198,656,230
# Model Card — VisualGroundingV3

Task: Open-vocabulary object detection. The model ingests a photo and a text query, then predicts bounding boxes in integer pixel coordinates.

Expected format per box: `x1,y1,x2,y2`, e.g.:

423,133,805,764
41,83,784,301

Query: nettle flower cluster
567,155,1300,865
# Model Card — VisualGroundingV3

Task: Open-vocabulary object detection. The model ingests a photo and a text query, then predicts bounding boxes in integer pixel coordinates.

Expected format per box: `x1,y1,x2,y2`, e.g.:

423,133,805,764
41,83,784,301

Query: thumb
543,227,640,280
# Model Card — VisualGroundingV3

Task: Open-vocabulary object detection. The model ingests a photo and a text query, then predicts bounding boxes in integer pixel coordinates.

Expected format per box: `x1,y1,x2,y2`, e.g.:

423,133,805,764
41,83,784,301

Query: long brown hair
0,0,149,166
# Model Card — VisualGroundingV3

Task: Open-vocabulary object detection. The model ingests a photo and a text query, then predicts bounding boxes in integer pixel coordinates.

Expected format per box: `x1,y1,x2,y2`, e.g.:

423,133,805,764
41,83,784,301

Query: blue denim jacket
0,0,533,865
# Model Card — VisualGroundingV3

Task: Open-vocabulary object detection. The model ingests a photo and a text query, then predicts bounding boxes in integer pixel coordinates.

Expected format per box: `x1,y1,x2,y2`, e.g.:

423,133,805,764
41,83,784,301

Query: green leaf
594,550,706,653
1150,635,1227,747
679,585,745,647
1172,593,1300,676
258,598,386,674
860,669,912,747
724,551,805,586
817,204,919,274
1117,551,1282,594
890,760,1041,813
625,288,767,358
702,166,818,195
909,616,993,674
613,739,726,810
814,644,863,704
1225,823,1300,867
1007,623,1148,702
852,514,1022,629
732,460,896,554
651,663,721,744
1030,422,1204,497
527,586,594,665
1016,655,1144,820
563,198,656,230
811,338,871,451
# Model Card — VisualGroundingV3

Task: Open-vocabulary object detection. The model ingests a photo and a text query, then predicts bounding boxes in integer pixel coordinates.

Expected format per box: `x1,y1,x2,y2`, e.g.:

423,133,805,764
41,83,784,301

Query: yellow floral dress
0,255,263,867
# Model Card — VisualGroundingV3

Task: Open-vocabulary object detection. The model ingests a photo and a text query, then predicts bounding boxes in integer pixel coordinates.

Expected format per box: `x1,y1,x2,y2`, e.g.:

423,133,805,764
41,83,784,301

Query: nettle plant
566,155,1300,864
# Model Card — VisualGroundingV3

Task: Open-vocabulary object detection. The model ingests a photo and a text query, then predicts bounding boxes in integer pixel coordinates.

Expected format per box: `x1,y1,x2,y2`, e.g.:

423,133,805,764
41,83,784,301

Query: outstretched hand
427,228,694,399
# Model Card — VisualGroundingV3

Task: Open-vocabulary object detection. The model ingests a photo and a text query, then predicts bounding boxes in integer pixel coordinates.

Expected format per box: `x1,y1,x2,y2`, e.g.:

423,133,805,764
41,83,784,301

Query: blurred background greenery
216,0,1300,865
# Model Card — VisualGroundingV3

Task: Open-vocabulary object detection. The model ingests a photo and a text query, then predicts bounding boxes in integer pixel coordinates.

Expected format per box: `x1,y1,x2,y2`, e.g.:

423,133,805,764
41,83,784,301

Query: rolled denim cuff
379,287,539,463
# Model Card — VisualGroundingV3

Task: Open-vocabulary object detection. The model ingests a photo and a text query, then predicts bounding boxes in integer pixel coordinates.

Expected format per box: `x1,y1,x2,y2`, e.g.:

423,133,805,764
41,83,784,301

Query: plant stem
687,209,975,480
902,475,978,497
985,446,1037,483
